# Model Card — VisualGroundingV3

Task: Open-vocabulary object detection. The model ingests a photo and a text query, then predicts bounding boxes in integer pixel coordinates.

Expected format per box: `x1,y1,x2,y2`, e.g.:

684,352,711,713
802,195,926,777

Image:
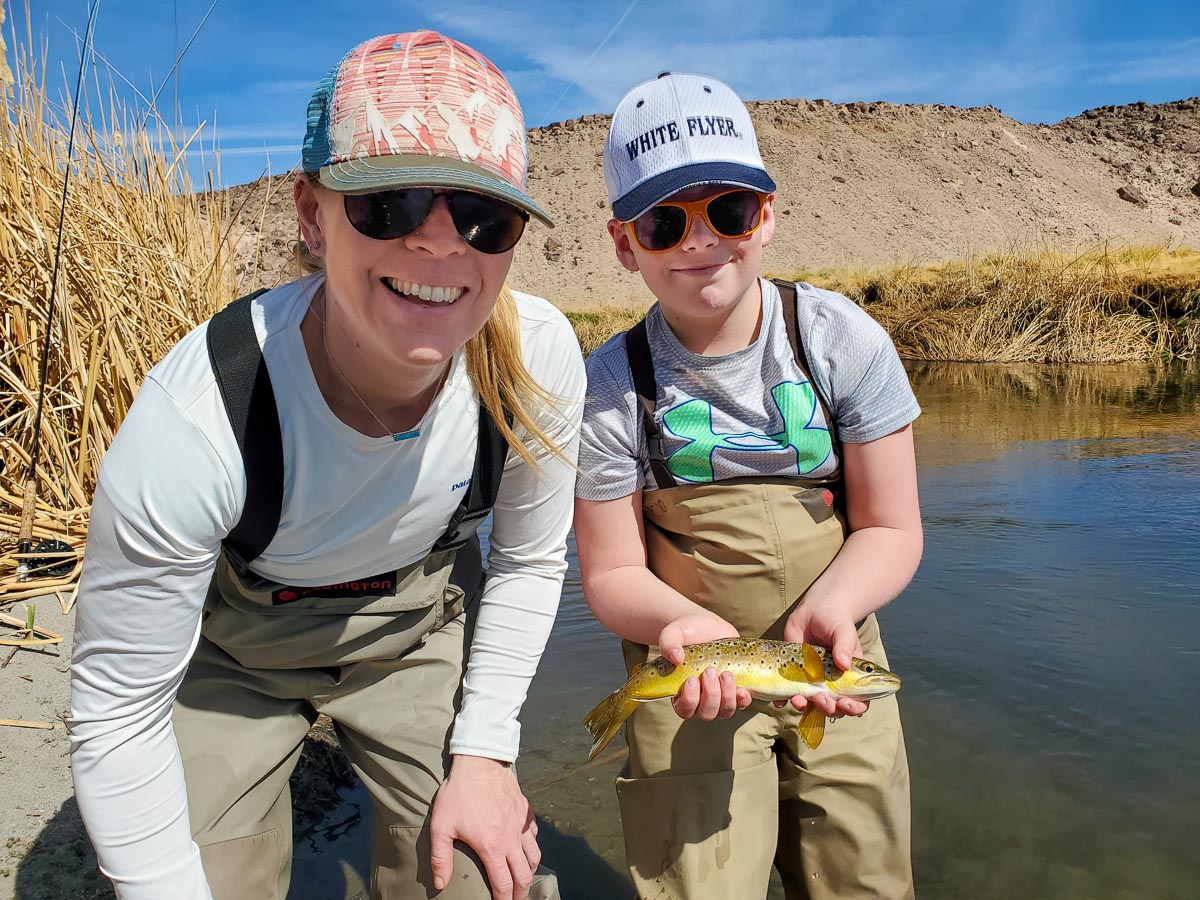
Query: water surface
297,360,1200,899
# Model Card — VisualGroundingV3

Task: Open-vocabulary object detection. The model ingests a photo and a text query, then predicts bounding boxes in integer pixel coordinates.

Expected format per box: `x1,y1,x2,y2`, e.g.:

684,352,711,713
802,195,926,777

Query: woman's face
295,177,515,372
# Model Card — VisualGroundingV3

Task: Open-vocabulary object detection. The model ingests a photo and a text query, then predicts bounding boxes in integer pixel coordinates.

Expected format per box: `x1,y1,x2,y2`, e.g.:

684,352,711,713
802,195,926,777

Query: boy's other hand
782,598,869,718
658,613,753,721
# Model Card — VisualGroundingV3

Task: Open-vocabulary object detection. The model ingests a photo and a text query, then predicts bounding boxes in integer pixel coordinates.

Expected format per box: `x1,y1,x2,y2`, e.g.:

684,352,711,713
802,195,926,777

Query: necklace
312,286,446,442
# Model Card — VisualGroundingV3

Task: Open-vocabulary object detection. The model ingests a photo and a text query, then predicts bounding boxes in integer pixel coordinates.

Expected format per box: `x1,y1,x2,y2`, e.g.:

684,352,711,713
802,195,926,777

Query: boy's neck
661,277,764,356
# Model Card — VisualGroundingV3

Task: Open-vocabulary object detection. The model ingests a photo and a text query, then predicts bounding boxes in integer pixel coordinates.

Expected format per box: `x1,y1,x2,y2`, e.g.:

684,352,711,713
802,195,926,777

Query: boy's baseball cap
603,72,776,222
301,31,552,226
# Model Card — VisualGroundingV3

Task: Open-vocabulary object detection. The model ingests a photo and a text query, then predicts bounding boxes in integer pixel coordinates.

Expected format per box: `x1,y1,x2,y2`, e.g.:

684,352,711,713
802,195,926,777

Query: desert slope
228,97,1200,308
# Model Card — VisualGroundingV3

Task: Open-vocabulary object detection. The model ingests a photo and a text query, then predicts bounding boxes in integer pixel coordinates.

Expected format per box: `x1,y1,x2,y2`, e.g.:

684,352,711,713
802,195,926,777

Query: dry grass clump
1,0,13,91
564,306,647,356
783,244,1200,363
0,32,252,597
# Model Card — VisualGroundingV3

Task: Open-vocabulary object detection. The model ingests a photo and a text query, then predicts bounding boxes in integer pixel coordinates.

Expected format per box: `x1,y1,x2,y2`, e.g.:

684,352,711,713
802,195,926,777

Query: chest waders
170,291,559,900
614,281,912,900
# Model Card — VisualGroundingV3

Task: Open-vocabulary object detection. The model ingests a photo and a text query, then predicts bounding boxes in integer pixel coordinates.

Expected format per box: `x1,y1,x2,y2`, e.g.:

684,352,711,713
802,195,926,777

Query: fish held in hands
581,638,900,760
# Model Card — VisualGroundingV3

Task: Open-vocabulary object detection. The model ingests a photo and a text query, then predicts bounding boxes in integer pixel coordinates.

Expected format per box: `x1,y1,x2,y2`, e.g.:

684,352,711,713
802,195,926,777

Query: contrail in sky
540,0,641,125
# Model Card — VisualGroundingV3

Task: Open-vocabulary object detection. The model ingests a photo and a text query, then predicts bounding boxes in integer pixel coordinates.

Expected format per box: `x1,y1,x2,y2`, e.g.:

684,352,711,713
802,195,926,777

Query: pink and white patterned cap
302,31,551,226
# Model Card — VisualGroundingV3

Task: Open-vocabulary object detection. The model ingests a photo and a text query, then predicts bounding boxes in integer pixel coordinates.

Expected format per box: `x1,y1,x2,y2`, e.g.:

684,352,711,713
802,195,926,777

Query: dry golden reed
782,244,1200,364
1,0,13,92
0,31,255,597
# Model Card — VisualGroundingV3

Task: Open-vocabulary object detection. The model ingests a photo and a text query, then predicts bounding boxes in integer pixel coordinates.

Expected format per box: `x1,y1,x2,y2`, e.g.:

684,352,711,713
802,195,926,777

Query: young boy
573,72,923,899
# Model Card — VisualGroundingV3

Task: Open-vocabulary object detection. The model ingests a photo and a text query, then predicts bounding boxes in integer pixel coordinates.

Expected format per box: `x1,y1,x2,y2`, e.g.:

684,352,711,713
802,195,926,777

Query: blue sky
16,0,1200,187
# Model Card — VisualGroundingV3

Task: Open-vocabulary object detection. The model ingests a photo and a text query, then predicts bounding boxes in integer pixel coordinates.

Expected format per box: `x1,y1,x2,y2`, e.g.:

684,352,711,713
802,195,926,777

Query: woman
68,31,582,900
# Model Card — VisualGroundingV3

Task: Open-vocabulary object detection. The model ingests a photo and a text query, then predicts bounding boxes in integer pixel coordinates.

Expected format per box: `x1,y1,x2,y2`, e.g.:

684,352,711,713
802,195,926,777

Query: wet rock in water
1117,185,1148,206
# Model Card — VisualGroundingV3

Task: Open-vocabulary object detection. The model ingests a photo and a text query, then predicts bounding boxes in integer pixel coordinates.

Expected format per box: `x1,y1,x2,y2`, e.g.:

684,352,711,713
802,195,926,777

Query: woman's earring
310,239,323,252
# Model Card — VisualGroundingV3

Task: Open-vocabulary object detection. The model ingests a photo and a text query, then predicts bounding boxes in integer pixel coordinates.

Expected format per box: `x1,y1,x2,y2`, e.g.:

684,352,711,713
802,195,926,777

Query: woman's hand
658,613,753,721
430,755,541,900
783,598,869,718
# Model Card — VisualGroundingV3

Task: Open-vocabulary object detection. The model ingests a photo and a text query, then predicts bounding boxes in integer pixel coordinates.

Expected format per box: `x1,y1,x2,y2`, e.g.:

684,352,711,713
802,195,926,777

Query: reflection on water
296,360,1200,900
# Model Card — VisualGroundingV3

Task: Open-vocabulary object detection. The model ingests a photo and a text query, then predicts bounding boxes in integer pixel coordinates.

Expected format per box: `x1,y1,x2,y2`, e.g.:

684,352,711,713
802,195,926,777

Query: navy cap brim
612,162,776,221
318,155,553,227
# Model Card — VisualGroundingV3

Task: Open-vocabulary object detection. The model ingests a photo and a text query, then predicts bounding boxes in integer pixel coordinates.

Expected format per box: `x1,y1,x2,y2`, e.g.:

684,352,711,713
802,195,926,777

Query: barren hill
228,97,1200,309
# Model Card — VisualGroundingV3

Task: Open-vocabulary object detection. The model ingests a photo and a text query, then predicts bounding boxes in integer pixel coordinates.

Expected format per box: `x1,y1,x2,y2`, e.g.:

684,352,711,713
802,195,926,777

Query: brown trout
582,638,900,760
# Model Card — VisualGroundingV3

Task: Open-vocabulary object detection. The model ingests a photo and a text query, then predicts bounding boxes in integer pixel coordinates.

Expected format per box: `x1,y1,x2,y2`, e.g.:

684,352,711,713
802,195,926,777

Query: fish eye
862,663,876,673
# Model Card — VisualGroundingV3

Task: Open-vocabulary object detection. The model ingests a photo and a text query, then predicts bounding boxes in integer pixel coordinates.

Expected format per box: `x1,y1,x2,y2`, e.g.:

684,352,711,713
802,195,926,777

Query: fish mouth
848,676,901,700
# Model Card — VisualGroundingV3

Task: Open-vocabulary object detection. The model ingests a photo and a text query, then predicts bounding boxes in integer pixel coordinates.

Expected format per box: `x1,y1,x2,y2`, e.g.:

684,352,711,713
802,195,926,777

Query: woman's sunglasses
626,189,768,252
343,188,529,254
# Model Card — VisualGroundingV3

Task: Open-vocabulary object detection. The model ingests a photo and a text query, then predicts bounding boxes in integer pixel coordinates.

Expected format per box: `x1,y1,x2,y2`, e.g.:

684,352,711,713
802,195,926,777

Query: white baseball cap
603,72,776,222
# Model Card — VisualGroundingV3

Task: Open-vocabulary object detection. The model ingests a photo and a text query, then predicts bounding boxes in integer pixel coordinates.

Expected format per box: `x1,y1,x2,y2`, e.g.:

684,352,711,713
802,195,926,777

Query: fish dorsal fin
801,644,825,682
798,703,827,750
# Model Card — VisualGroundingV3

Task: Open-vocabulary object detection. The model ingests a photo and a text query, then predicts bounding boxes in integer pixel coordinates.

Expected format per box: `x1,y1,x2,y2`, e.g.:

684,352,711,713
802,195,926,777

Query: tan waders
173,538,560,900
618,479,913,900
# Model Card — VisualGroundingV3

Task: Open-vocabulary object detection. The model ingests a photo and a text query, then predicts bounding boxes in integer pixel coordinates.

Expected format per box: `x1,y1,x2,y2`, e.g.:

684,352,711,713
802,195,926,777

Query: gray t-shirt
576,278,920,501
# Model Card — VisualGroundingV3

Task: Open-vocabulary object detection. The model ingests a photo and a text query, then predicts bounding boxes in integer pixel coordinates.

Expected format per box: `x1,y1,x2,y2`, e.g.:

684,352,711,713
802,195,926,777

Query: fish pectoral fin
801,644,826,682
781,644,826,684
798,702,827,750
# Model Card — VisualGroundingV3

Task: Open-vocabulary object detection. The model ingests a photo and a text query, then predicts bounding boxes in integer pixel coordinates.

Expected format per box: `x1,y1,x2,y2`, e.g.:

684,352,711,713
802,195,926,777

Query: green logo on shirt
662,382,831,483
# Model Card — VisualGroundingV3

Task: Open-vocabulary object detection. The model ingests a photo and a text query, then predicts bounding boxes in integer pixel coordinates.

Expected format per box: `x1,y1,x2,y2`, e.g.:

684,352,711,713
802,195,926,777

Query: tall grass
0,26,251,597
782,244,1200,363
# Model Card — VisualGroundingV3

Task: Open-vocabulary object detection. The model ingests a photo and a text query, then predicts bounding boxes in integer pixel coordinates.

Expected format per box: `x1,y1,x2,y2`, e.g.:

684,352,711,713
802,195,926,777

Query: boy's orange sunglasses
625,189,770,252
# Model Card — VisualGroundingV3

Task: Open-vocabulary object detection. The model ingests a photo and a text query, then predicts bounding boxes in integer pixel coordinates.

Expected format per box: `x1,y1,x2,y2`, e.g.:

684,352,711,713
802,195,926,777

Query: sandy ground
0,594,98,900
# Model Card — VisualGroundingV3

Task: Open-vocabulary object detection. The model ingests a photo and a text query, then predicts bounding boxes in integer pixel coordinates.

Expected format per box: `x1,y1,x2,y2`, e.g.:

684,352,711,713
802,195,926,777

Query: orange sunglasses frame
624,189,772,252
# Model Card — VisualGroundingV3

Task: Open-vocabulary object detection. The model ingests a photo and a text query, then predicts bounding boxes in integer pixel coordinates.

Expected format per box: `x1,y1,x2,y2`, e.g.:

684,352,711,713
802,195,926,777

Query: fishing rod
15,0,101,582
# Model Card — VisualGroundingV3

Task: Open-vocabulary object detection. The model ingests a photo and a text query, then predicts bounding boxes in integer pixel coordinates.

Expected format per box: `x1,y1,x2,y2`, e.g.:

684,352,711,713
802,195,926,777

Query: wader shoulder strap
433,404,512,550
624,317,677,491
206,288,282,577
771,279,839,447
209,288,506,570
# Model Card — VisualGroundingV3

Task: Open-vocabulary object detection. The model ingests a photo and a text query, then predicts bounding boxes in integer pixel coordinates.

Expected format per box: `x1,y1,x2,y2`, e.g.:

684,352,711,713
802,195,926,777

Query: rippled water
296,360,1200,900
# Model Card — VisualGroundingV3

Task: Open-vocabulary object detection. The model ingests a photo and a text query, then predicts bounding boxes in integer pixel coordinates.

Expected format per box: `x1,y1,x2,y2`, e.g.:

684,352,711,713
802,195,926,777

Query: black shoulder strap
206,288,282,576
625,316,676,490
772,279,839,447
433,403,512,550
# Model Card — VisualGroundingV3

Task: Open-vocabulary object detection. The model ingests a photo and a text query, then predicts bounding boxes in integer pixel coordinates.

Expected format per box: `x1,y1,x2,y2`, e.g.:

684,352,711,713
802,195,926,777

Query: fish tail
583,688,639,761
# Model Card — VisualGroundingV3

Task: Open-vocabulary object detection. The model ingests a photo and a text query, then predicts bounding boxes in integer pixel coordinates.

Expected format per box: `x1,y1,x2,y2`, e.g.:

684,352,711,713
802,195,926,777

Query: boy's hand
657,613,753,721
783,598,869,718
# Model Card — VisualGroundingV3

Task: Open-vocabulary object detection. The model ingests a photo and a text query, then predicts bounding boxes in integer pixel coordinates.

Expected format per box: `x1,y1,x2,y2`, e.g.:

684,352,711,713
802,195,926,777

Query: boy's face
608,185,776,321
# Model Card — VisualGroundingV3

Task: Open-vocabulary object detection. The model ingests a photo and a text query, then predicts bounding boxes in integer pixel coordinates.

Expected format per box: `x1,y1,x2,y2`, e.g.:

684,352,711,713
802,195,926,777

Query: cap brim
319,154,553,227
613,162,776,222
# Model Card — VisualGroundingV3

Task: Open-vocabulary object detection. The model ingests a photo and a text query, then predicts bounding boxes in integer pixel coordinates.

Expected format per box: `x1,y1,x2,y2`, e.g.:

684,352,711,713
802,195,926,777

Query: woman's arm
70,376,238,900
431,303,584,897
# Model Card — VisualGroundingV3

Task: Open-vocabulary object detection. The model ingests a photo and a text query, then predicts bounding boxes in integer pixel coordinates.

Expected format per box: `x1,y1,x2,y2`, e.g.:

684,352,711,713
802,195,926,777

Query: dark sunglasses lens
448,192,528,254
705,191,762,237
344,189,434,240
634,205,688,250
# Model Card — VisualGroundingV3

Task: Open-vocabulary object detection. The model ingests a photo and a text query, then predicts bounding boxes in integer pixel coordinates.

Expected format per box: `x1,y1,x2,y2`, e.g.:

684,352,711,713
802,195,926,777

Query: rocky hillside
227,97,1200,309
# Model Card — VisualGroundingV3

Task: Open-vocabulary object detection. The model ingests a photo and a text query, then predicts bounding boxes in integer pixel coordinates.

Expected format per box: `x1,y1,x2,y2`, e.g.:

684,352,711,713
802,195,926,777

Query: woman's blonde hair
293,205,569,469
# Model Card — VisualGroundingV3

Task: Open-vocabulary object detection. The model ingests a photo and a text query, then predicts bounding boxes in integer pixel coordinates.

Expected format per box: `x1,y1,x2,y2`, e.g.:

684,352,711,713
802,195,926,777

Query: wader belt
624,278,840,491
207,289,509,577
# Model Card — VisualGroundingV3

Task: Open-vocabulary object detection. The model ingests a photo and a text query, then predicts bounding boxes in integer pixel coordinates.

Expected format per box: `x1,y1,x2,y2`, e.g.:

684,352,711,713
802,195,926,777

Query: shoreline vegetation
565,247,1200,360
2,23,1198,587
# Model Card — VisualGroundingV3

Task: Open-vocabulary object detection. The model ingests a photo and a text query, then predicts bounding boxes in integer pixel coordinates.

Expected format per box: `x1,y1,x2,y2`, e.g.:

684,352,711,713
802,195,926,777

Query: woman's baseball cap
603,72,776,222
301,31,552,226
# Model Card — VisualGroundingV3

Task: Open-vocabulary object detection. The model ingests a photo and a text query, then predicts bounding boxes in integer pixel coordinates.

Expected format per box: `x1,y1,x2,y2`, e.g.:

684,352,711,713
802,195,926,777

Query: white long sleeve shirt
68,275,584,899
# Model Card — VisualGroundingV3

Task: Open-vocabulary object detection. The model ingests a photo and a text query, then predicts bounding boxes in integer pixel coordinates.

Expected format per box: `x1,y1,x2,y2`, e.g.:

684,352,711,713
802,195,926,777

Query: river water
294,360,1200,899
